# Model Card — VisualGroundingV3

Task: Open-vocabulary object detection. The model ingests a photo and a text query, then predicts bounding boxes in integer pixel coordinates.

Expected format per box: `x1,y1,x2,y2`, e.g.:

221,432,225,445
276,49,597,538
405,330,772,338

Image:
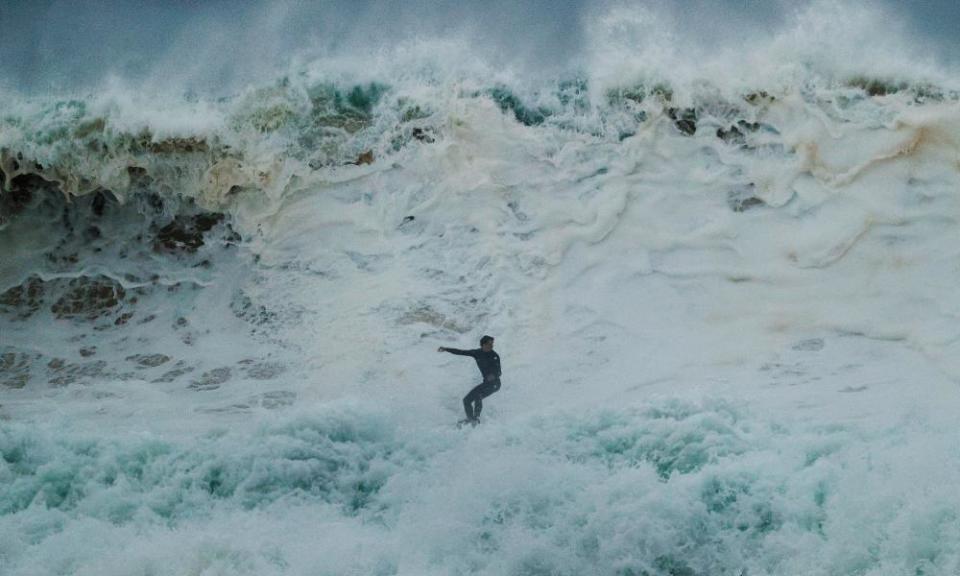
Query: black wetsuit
444,348,501,420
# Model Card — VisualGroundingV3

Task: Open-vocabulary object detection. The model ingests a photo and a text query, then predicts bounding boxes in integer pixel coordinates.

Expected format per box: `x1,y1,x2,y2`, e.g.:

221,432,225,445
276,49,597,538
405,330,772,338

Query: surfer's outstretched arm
438,347,477,357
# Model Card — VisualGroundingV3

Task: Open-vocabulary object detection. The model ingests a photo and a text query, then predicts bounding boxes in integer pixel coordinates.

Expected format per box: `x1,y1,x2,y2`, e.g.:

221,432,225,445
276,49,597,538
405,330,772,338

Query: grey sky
0,0,957,94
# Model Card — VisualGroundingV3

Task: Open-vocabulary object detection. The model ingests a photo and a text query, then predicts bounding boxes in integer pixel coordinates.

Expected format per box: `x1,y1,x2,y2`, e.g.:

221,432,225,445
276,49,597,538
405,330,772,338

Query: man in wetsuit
438,335,501,425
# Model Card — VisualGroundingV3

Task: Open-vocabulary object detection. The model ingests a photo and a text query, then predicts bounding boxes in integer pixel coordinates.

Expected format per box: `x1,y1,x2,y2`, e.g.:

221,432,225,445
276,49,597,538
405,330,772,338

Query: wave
2,61,960,391
4,3,960,574
1,73,955,218
3,2,958,228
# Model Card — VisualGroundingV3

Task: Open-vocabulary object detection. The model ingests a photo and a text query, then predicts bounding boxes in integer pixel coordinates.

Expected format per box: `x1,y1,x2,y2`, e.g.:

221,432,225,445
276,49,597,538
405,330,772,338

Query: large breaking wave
3,2,960,574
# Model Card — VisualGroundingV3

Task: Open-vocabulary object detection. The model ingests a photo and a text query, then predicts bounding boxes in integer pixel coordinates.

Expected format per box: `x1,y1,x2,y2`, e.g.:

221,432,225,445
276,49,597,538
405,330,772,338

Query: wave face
3,3,960,575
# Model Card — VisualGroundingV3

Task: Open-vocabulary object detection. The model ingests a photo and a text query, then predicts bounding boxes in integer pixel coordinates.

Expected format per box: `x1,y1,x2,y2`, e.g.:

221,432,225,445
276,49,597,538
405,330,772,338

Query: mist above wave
2,1,958,95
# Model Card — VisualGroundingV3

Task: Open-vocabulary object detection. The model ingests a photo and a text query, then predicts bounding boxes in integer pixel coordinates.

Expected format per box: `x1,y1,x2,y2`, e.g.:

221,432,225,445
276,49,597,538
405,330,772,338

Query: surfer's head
480,335,494,351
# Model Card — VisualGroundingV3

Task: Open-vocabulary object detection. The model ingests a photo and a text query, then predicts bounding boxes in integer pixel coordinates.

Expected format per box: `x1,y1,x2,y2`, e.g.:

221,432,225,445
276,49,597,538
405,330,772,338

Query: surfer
438,335,501,426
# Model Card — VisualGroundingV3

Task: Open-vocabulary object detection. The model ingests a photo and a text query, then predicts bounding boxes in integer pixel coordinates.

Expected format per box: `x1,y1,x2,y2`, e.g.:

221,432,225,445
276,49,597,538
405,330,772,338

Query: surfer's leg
473,380,500,419
463,383,484,419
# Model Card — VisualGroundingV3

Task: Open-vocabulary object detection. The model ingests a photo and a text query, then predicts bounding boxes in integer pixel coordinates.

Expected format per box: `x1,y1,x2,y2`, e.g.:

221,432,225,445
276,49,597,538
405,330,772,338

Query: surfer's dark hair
480,335,494,346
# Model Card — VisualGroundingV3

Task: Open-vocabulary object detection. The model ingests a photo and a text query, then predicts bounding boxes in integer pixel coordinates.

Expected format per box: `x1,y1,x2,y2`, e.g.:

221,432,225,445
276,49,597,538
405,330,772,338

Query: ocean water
2,2,960,575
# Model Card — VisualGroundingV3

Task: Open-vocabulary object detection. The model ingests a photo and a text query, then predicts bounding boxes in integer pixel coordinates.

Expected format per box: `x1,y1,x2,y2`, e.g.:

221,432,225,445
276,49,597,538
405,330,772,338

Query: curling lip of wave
0,72,956,220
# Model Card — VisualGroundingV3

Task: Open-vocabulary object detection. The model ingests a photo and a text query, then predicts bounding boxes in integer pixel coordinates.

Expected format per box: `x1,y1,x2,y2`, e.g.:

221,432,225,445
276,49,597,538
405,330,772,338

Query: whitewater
2,2,960,575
